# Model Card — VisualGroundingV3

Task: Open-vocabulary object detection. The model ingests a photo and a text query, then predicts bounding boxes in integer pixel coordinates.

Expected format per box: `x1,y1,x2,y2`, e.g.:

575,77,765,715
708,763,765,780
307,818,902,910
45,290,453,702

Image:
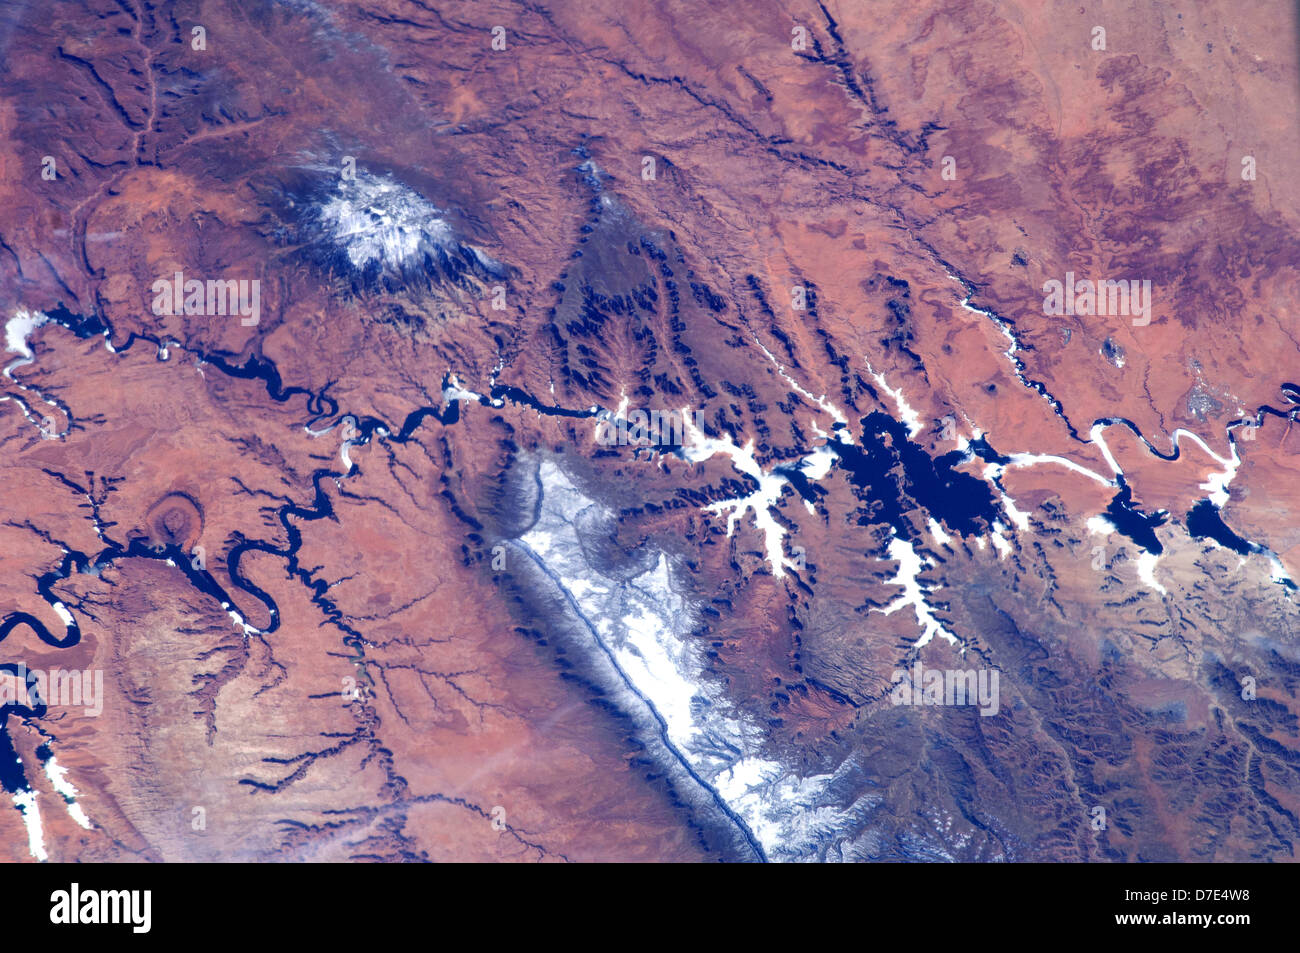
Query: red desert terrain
0,0,1298,861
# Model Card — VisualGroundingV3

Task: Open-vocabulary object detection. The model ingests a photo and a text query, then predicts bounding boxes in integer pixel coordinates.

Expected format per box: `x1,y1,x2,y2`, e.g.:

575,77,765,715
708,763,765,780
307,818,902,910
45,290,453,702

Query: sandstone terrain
1,0,1298,861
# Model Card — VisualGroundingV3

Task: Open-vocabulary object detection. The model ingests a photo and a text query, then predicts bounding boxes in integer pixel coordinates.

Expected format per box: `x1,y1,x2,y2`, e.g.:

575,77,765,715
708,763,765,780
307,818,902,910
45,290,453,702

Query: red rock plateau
0,0,1298,862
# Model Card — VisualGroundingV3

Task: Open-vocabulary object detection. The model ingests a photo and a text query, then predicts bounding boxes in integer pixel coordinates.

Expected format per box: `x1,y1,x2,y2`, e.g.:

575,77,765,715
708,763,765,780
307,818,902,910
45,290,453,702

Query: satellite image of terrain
1,0,1298,864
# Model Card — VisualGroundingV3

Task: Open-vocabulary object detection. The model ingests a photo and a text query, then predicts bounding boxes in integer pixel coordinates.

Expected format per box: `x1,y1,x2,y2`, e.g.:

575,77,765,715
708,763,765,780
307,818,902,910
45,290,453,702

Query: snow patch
316,173,501,276
1136,552,1168,596
5,307,48,361
12,789,45,861
875,536,958,648
867,365,922,437
44,757,92,830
